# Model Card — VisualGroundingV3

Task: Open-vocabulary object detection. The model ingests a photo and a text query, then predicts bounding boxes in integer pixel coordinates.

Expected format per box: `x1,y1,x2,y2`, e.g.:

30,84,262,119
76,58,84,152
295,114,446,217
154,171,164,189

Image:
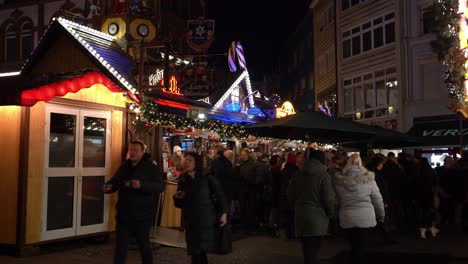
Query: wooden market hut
0,17,137,255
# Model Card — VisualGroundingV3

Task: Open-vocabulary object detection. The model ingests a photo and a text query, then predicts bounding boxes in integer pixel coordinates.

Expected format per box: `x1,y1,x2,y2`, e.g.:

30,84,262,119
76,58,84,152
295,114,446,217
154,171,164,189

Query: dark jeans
114,221,153,264
417,202,433,228
241,187,261,230
191,252,208,264
300,236,321,264
344,228,370,264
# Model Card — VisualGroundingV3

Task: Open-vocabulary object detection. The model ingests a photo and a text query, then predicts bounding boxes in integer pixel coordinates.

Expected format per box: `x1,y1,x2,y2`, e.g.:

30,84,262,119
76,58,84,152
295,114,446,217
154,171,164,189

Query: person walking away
281,153,300,239
173,152,228,264
436,156,457,226
269,155,283,236
296,152,305,169
367,156,397,244
212,149,237,216
103,141,166,264
382,152,407,231
415,158,439,239
238,148,260,233
288,150,336,264
335,154,385,264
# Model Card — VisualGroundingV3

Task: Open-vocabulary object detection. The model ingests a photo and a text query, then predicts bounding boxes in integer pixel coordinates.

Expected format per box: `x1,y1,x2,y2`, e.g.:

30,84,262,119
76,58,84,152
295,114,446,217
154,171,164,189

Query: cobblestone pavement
1,228,467,264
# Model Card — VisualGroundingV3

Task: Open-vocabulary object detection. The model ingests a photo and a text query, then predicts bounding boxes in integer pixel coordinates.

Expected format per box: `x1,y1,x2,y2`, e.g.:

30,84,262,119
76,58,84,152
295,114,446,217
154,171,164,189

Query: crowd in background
201,146,468,264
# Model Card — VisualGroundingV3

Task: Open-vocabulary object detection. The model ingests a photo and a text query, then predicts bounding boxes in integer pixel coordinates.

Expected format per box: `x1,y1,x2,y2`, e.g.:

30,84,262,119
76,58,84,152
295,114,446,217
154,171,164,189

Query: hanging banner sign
148,69,164,86
187,18,215,52
276,101,296,118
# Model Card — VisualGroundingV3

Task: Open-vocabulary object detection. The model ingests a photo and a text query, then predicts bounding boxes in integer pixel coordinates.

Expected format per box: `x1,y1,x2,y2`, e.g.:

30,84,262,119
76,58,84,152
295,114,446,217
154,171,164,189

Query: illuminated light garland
428,0,468,105
137,97,248,139
56,17,136,94
213,70,255,109
0,71,21,78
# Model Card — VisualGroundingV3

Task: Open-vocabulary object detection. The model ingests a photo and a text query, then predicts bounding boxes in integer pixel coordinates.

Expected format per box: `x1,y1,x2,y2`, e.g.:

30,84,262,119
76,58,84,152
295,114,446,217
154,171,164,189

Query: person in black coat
280,153,300,239
174,152,228,264
103,141,166,264
382,152,407,230
415,158,439,239
368,156,397,244
211,149,237,211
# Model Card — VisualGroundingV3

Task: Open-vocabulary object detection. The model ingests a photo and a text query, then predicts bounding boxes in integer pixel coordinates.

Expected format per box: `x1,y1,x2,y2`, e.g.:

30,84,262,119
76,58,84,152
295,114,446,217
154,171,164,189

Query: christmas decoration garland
427,0,467,104
137,97,248,139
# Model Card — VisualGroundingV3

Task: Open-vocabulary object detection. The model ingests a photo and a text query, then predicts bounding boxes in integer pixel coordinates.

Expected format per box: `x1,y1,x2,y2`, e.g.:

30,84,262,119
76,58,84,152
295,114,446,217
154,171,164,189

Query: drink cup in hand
175,191,185,199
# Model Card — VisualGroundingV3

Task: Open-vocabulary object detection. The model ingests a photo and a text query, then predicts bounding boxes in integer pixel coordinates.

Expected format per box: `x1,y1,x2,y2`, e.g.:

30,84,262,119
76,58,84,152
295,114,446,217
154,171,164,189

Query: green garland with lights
136,97,248,139
427,0,467,104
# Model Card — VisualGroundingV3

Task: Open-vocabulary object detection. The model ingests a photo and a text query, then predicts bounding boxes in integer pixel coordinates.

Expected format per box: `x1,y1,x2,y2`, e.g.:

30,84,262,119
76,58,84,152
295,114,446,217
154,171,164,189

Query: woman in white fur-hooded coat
335,154,385,229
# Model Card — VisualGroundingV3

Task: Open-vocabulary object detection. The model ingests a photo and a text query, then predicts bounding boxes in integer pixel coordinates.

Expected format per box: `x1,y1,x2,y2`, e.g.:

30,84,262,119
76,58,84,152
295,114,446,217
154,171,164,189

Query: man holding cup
103,140,166,264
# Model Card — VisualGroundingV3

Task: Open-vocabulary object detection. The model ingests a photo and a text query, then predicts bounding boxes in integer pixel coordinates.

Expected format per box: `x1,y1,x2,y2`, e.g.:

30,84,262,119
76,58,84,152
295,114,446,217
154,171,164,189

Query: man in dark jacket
103,141,166,264
288,150,335,264
383,152,408,230
212,149,237,211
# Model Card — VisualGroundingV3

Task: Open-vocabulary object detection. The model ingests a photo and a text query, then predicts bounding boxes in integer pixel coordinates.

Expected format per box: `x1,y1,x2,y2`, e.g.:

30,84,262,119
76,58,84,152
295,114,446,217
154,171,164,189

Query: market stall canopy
407,115,468,148
342,124,424,149
246,111,376,143
0,17,137,106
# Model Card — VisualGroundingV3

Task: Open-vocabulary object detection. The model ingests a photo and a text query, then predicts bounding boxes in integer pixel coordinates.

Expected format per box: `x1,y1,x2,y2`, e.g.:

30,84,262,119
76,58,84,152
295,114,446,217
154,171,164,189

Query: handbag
207,176,233,254
215,223,232,254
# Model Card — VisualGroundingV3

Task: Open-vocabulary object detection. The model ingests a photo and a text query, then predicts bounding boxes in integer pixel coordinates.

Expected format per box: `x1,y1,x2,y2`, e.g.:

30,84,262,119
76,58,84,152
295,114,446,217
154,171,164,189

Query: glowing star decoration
460,0,468,101
162,75,183,95
276,101,296,118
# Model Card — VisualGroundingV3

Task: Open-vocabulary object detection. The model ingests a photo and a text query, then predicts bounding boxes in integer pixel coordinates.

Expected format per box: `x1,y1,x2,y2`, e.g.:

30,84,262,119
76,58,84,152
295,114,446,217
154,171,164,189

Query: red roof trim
20,71,135,106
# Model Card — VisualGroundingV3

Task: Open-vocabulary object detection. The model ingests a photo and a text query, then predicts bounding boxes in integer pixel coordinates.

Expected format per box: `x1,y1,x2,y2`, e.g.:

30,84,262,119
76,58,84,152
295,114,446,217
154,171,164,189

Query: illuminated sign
149,69,164,86
224,101,241,112
162,75,183,95
276,101,296,118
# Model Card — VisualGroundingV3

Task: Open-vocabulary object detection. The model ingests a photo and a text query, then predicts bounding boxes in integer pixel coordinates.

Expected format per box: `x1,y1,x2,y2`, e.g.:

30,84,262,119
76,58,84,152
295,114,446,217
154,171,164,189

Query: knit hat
309,150,326,164
173,145,182,153
287,153,297,164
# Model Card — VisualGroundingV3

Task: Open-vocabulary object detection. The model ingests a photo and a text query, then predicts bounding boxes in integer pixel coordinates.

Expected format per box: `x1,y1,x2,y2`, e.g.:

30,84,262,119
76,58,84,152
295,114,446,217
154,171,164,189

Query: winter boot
419,228,427,239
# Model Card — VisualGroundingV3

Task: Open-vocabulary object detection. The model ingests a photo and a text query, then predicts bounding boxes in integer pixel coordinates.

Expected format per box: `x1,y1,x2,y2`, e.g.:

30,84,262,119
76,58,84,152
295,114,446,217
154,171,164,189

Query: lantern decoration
162,75,183,95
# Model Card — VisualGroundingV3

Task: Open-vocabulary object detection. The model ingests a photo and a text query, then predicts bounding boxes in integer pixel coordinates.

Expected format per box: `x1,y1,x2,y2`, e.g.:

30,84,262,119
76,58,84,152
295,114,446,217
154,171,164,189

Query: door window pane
387,76,398,107
376,79,386,106
385,22,395,44
83,117,107,167
81,176,105,226
344,87,353,113
47,177,74,231
354,85,364,111
343,39,351,58
363,31,372,51
352,35,361,55
364,81,375,109
374,26,384,48
342,0,350,11
49,113,76,167
6,26,17,62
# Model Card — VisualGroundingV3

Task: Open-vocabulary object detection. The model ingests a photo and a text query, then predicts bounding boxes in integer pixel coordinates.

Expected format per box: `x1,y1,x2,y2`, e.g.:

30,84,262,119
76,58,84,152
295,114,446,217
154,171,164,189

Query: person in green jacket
288,150,336,264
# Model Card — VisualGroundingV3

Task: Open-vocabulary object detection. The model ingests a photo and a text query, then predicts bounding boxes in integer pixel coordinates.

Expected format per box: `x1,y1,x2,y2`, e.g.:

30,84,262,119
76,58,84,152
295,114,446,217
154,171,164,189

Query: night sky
207,0,310,81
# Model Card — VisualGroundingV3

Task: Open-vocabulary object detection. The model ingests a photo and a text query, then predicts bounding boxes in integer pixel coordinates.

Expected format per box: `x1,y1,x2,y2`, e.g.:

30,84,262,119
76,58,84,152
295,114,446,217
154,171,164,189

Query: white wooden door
41,104,111,241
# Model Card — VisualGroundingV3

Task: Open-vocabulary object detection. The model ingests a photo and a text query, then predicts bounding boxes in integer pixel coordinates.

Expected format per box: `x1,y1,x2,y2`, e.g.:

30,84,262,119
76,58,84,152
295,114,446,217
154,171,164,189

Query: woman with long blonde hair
335,153,384,264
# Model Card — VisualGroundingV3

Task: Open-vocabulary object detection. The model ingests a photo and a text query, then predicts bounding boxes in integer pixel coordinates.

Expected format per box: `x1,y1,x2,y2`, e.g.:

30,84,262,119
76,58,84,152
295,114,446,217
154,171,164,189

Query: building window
5,23,18,62
342,12,396,59
422,10,435,34
343,66,398,120
20,22,33,60
342,0,367,11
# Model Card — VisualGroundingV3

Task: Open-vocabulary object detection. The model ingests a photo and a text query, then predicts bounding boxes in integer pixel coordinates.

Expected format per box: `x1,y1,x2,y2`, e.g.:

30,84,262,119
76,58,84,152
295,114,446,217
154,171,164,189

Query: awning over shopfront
407,115,468,147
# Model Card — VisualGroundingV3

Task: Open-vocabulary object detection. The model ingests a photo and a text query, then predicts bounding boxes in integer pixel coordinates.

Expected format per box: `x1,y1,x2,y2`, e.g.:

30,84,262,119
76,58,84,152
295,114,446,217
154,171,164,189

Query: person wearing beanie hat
288,149,336,264
171,145,185,174
287,152,297,165
281,152,299,239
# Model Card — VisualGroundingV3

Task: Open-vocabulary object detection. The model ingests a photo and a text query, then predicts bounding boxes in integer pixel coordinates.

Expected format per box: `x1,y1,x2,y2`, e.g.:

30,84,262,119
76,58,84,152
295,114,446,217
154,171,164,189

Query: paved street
1,227,467,264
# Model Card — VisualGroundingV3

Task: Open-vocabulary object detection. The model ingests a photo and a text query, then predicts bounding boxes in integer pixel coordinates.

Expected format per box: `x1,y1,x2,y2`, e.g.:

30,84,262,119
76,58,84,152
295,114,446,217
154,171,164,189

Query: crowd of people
103,140,468,264
207,147,468,264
